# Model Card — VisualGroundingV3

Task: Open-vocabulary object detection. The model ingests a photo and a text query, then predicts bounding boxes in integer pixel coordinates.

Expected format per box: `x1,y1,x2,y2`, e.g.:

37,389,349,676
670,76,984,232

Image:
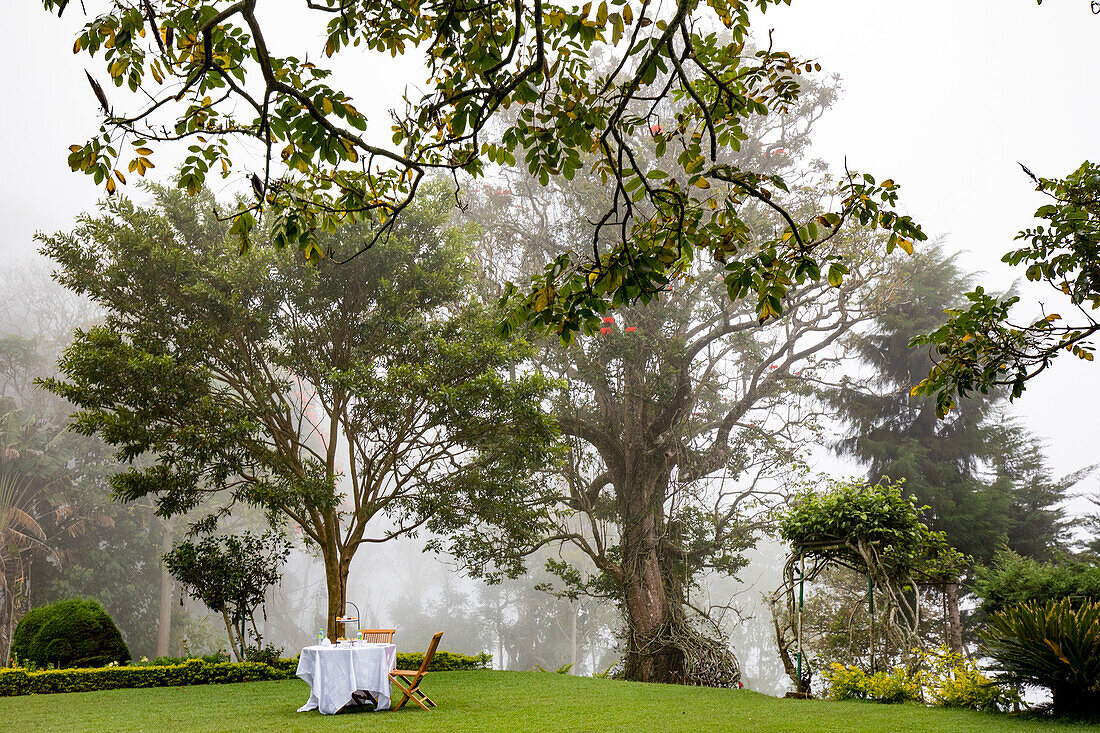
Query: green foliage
973,549,1100,621
0,658,290,696
778,478,963,581
0,650,487,697
981,598,1100,717
43,0,925,340
38,182,559,635
11,598,129,669
914,647,1018,712
825,246,1067,563
864,668,922,704
163,531,289,661
822,663,920,704
397,651,492,672
823,649,1016,711
912,161,1100,415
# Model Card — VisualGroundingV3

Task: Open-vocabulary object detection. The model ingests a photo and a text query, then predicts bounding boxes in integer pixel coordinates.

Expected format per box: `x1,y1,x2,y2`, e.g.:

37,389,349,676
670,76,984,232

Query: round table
296,642,397,714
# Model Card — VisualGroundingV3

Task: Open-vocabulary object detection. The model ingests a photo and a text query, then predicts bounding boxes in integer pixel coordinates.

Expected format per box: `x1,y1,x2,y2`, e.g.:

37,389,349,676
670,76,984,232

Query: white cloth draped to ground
296,643,398,714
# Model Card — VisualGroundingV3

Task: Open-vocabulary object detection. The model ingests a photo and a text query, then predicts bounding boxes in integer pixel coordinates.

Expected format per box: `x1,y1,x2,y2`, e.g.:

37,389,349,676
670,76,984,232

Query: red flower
601,316,615,324
625,326,637,332
600,327,612,335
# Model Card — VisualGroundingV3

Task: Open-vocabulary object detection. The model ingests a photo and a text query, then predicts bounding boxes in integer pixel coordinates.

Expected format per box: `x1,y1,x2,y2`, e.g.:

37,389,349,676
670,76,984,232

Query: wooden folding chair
361,629,395,643
389,631,443,712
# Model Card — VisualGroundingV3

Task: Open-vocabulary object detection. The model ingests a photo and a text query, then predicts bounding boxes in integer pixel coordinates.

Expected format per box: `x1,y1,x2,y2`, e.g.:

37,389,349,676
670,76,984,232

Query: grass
0,670,1087,732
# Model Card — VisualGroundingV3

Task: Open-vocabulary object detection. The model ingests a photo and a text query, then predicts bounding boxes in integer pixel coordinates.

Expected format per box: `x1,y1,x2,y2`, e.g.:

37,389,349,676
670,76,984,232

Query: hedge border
0,651,489,697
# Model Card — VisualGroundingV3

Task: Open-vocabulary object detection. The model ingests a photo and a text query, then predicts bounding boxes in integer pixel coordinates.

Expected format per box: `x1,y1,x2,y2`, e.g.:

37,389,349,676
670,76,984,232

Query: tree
912,162,1100,415
827,248,1056,561
461,168,906,686
448,62,911,682
983,411,1086,562
40,183,558,640
0,263,176,660
776,478,965,687
163,530,289,661
40,0,923,338
0,407,73,666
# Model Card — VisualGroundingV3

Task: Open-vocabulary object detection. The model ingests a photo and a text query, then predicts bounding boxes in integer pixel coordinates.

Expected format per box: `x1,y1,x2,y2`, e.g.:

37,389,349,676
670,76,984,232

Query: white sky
2,1,1097,500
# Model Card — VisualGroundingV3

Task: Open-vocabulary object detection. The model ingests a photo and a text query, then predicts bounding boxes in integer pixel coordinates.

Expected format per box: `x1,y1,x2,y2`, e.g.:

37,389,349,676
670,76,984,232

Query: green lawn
0,670,1085,732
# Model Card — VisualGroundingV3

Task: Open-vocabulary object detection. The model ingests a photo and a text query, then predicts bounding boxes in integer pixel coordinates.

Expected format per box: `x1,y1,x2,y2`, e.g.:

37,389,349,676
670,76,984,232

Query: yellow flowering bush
916,647,1018,712
823,663,920,703
823,648,1017,711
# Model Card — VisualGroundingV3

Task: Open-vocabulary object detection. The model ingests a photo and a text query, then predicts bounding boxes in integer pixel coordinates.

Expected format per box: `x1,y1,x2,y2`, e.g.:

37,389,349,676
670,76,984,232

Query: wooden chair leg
390,674,433,712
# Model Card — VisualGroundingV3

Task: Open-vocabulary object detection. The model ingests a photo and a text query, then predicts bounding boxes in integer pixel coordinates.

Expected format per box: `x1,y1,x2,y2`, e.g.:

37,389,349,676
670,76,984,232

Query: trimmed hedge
0,651,488,696
397,650,491,671
0,659,292,697
12,599,130,669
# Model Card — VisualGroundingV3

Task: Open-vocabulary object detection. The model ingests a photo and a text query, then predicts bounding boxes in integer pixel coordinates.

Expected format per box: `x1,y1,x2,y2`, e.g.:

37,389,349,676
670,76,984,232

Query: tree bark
321,546,349,640
945,582,964,655
156,519,173,658
618,473,683,683
220,608,243,662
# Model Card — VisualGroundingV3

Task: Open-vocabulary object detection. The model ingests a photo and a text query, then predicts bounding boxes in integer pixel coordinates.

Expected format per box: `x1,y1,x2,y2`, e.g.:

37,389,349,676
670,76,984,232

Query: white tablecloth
296,643,397,714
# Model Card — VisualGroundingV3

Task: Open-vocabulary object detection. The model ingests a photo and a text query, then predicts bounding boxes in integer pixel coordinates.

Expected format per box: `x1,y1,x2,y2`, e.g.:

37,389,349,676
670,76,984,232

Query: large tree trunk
945,582,964,655
619,471,683,683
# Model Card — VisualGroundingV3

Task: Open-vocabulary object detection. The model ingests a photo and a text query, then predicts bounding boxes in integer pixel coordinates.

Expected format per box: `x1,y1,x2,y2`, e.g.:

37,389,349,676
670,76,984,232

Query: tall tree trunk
619,474,682,683
945,582,964,655
321,547,349,641
156,519,173,658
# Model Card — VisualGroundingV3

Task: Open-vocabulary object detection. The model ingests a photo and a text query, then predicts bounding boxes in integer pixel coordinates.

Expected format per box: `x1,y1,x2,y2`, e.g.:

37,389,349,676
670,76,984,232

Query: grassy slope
0,670,1084,732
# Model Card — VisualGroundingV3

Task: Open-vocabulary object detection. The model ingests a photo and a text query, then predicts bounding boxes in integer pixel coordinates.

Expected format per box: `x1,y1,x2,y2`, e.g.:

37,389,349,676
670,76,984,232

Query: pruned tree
775,477,965,690
0,408,73,666
40,0,923,338
40,182,559,640
163,530,290,661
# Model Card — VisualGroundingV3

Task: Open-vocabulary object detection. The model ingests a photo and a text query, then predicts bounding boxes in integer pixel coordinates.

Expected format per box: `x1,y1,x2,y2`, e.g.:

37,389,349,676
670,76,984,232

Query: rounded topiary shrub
12,599,130,668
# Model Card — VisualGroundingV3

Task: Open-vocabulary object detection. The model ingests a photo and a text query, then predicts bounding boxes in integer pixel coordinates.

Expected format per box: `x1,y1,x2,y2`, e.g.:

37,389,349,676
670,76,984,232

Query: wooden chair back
361,628,395,643
417,631,444,675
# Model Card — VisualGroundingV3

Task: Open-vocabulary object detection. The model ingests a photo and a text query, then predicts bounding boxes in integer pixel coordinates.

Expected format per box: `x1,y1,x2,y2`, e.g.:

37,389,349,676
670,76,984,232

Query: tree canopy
39,182,559,638
42,0,923,338
163,530,289,661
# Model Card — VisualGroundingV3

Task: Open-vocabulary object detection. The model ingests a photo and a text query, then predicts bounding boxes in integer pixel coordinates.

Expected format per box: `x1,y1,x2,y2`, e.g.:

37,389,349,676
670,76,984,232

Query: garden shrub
11,598,130,669
397,650,491,671
973,549,1100,621
916,647,1017,712
0,659,290,696
823,650,1015,711
244,643,284,666
822,664,919,703
823,663,869,700
982,598,1100,718
864,668,921,704
0,650,487,697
